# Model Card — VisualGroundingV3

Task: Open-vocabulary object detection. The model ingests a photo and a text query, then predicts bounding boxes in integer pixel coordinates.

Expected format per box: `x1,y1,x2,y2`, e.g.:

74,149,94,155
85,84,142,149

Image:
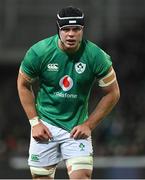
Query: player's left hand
70,124,91,139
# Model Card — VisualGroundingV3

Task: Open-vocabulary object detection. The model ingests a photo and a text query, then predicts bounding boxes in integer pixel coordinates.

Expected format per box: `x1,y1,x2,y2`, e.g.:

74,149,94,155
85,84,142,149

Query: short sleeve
20,48,40,78
93,49,112,79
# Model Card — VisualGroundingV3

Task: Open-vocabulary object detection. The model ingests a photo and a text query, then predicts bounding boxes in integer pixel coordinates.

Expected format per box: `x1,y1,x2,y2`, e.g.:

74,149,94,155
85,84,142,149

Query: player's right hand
32,122,52,141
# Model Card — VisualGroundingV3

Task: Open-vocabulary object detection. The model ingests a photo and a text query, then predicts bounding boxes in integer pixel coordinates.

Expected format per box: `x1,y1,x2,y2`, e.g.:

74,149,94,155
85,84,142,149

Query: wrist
29,116,40,127
84,120,94,131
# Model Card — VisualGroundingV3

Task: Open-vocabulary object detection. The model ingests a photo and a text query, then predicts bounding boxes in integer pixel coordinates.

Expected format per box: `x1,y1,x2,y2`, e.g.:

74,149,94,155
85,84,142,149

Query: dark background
0,0,145,179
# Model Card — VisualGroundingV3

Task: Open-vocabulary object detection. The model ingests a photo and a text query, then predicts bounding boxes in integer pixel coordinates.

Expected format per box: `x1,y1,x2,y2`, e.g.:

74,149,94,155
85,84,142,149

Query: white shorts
28,121,93,167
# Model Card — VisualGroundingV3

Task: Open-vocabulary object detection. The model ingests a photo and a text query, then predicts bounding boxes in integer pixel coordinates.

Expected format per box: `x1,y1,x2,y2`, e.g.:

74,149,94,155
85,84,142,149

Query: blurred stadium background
0,0,145,179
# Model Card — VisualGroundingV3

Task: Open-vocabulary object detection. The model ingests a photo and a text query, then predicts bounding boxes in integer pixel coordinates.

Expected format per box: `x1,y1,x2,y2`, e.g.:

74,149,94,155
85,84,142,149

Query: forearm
84,92,119,131
18,85,37,119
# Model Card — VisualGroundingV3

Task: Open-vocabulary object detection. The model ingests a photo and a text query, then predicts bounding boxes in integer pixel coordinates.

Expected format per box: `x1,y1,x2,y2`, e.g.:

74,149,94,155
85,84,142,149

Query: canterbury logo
47,63,59,71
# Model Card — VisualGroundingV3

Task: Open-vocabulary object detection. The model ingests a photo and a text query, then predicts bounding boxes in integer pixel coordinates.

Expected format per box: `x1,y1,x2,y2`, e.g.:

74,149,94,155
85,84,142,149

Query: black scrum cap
57,6,84,29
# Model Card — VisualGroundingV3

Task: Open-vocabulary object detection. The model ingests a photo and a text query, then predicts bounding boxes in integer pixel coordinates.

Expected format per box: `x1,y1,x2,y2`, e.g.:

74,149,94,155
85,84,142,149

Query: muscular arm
17,71,52,141
84,80,120,130
17,71,37,119
71,67,120,139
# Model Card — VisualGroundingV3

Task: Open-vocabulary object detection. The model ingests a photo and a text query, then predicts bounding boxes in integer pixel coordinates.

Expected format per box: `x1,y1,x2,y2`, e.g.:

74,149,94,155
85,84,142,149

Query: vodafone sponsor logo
59,75,73,91
54,75,77,98
54,92,77,99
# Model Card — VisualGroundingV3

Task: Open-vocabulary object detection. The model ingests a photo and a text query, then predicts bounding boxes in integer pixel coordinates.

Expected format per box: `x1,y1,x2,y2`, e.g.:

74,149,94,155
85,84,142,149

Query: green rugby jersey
20,35,112,132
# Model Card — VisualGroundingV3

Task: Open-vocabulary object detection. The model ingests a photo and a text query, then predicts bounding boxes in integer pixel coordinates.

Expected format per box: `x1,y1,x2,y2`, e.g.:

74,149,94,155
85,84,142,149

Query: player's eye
61,27,70,32
72,27,82,31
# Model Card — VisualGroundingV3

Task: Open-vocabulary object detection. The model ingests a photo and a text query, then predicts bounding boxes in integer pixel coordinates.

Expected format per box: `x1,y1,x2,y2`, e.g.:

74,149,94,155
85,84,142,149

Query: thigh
30,165,57,179
61,135,93,159
28,124,62,167
60,131,93,178
65,155,93,179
